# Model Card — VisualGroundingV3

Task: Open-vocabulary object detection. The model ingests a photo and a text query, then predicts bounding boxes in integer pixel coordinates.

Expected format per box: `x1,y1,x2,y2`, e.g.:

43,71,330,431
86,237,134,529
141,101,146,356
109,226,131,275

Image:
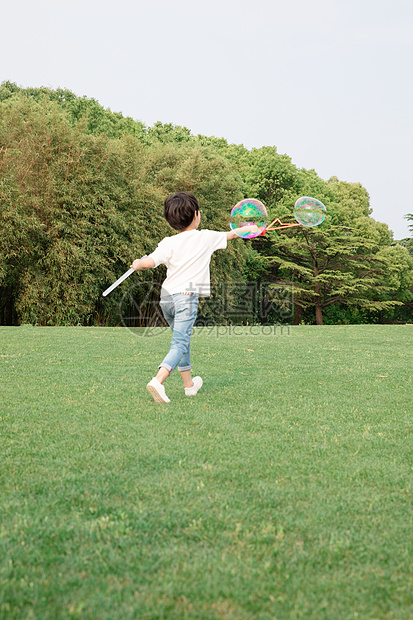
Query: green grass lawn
1,324,412,619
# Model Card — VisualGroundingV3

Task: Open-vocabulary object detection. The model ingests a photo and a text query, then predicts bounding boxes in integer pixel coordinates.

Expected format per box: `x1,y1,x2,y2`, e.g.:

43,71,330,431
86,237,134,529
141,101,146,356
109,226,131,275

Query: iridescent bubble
294,197,326,227
230,199,268,239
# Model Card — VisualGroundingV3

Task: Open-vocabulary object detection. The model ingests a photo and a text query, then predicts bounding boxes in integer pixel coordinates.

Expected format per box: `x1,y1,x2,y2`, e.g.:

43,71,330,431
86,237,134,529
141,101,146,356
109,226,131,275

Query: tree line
0,80,412,326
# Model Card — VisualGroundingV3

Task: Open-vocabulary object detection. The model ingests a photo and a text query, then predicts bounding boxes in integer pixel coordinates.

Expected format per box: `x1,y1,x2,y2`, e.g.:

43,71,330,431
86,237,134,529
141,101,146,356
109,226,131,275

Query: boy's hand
130,256,155,271
240,224,260,234
226,224,260,240
131,258,143,271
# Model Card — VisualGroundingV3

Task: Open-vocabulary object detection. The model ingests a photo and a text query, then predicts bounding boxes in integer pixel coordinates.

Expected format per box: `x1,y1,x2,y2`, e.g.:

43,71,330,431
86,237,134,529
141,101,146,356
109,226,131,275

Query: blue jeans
159,293,199,373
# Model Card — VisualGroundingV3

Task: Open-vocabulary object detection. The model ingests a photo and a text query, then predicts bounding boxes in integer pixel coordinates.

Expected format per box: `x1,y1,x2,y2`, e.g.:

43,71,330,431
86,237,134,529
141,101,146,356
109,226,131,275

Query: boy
131,192,257,403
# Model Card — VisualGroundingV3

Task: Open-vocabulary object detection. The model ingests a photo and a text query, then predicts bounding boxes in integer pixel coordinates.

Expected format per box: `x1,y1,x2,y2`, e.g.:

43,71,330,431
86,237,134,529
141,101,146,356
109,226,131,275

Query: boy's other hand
131,256,155,271
131,258,142,270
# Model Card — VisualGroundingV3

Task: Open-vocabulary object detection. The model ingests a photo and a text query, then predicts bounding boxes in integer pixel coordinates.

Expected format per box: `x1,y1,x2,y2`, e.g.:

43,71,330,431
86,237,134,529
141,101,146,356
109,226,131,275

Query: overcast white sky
2,0,412,239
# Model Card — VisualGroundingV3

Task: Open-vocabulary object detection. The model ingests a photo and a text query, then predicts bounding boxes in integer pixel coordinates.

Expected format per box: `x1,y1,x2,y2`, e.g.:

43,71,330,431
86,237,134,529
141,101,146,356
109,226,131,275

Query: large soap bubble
294,197,326,227
230,199,268,239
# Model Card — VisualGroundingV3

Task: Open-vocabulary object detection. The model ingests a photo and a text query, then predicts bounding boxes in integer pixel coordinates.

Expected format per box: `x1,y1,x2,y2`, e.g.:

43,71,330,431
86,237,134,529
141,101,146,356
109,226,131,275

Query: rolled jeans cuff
177,363,192,372
159,362,173,373
158,362,193,373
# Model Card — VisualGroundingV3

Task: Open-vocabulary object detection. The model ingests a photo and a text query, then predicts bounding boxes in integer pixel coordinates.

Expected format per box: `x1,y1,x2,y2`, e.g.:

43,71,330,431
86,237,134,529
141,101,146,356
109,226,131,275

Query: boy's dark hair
164,192,199,231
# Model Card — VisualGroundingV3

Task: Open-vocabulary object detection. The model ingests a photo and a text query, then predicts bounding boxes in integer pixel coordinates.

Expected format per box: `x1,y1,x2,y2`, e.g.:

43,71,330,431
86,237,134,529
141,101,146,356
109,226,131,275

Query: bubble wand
230,197,326,238
102,256,147,297
263,218,302,232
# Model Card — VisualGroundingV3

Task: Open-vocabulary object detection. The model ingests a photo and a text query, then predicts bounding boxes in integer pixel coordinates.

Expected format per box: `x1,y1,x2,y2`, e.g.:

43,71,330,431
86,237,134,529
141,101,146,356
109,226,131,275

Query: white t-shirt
149,229,227,297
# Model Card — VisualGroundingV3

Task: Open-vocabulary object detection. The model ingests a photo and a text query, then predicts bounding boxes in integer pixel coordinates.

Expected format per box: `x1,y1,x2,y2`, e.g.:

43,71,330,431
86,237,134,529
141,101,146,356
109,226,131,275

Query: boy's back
149,228,227,297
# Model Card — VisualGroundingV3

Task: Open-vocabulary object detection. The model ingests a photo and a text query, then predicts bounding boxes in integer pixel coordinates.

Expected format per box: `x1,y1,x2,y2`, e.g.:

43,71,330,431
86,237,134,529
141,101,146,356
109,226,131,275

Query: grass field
1,324,413,619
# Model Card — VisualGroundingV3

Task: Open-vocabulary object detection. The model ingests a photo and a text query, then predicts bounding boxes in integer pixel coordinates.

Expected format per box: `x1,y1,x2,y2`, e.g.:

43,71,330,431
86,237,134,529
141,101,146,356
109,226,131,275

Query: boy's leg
179,369,193,388
156,366,170,385
155,296,175,383
146,297,174,402
176,295,199,386
179,369,203,395
177,340,193,387
159,294,198,376
148,295,200,402
175,297,203,394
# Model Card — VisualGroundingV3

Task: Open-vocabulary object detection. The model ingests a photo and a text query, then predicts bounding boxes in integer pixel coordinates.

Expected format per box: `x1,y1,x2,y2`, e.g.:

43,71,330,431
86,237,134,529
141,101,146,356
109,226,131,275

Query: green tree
0,95,147,325
267,180,407,325
147,121,192,144
0,92,254,325
0,81,147,140
2,81,410,327
403,214,413,256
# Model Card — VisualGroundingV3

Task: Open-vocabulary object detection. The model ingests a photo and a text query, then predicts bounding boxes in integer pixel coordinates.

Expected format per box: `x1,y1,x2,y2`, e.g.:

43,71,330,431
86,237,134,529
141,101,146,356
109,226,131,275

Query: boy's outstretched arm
131,257,155,270
226,224,260,240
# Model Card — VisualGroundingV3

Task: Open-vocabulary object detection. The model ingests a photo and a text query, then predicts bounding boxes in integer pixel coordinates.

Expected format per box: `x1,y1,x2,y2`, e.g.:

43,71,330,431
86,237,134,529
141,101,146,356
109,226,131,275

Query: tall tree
0,93,254,325
267,180,408,325
0,81,147,140
403,214,413,256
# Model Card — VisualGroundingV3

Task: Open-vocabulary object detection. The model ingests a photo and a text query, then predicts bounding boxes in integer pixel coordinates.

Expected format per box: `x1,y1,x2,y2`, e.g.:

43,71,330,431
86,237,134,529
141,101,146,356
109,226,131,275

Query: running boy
131,192,257,403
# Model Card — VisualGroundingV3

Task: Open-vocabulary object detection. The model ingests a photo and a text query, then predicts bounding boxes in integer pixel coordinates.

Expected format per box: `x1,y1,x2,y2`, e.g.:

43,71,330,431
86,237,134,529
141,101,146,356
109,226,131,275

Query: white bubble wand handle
102,256,147,297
